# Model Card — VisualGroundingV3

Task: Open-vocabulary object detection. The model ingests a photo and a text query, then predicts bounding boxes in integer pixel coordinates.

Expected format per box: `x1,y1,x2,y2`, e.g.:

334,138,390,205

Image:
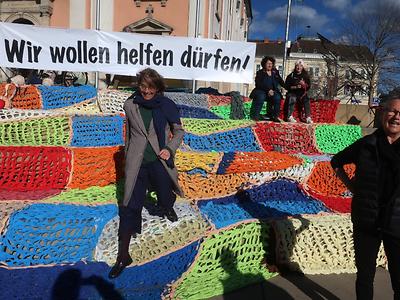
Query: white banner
0,23,256,83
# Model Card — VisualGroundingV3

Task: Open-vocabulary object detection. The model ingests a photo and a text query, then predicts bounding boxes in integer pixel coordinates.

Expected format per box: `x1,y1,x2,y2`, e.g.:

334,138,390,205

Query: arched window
12,18,34,25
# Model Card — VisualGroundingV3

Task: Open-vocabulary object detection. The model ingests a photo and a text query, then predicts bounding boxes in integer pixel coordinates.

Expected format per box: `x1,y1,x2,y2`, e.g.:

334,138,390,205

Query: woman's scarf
130,91,181,168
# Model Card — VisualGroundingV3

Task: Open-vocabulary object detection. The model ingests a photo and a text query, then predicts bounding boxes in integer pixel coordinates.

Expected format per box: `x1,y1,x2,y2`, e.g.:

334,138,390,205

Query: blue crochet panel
198,179,330,229
183,127,261,152
39,85,97,109
0,204,117,266
71,115,124,147
0,241,200,300
178,104,222,119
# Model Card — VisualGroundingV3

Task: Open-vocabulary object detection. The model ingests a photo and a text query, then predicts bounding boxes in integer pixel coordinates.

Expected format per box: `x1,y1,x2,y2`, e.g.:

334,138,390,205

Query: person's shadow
51,269,123,300
231,187,340,300
219,248,294,300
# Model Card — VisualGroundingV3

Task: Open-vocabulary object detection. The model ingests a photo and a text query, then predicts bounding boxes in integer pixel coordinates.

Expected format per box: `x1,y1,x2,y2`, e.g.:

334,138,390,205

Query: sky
248,0,399,42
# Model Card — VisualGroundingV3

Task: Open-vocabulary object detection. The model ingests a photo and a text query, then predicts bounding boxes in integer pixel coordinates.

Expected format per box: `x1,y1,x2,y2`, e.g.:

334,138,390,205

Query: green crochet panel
182,118,254,135
173,222,277,300
0,117,70,146
315,124,362,154
210,102,267,120
45,183,123,205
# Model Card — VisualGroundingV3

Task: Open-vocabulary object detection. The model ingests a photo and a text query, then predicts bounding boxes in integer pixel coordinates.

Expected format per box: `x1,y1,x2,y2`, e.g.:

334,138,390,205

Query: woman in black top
249,56,285,122
285,59,312,123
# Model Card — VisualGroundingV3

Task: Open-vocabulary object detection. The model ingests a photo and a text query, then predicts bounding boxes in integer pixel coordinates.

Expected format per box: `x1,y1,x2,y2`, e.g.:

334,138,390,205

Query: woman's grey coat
122,98,185,207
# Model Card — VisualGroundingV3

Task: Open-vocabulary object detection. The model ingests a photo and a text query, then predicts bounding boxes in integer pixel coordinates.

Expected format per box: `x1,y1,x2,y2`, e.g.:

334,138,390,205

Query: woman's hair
292,59,309,77
136,68,166,93
261,56,276,69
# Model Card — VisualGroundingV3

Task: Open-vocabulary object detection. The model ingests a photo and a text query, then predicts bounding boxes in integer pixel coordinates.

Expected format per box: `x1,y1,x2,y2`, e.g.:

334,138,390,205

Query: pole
94,0,100,89
192,0,200,93
282,0,292,81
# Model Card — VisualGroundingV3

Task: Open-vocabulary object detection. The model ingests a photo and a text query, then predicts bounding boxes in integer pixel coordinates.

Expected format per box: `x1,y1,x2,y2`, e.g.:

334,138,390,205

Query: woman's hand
268,89,274,96
159,148,171,160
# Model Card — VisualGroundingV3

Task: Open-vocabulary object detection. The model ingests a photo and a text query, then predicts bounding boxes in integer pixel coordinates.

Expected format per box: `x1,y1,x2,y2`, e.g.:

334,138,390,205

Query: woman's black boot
108,233,134,279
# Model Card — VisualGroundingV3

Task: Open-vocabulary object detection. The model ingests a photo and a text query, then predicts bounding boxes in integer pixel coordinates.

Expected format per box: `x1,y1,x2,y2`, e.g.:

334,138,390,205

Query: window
216,0,222,22
314,67,320,77
256,64,261,71
344,85,351,95
345,70,352,80
309,67,314,77
278,65,283,76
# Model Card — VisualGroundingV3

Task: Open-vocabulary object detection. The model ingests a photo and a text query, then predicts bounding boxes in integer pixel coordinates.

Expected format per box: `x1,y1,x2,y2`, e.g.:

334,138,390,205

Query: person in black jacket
249,56,285,122
285,59,312,123
330,91,400,300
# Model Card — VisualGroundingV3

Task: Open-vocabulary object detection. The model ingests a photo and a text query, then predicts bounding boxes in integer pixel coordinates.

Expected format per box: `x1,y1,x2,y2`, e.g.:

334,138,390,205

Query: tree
320,1,400,105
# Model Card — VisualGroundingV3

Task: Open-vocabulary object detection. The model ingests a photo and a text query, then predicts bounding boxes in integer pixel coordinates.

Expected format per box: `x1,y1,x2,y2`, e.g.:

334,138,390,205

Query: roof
248,41,285,58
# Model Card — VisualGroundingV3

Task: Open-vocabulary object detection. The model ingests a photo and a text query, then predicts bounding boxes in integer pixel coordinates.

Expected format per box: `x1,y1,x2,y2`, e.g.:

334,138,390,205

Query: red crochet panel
0,146,72,191
278,99,340,123
254,122,320,154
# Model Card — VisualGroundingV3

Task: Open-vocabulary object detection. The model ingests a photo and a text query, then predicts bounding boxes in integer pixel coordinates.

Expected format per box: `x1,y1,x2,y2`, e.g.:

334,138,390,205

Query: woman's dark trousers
118,160,176,257
287,93,311,118
250,89,281,120
353,226,400,300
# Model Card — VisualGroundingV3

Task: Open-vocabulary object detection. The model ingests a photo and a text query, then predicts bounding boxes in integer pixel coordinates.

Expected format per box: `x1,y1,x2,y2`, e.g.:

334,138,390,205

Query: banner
0,23,256,83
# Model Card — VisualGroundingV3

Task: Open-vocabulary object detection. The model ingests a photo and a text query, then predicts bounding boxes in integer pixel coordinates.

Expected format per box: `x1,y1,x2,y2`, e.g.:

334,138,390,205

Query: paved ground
210,267,392,300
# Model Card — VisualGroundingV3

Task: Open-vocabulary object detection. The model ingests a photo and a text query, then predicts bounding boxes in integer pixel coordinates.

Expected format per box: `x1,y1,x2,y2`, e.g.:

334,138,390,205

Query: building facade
0,0,252,93
250,36,376,105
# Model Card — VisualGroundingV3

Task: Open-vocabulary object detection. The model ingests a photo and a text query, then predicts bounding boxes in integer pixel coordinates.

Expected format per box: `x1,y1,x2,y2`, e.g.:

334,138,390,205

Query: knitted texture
247,161,315,184
0,189,63,201
217,151,303,174
0,201,29,233
197,179,330,229
95,203,209,266
273,214,387,274
68,146,124,189
182,118,254,135
170,222,277,300
178,105,222,119
0,242,199,300
254,122,320,154
0,203,116,266
183,127,261,152
210,102,258,120
179,173,251,200
38,85,97,109
0,109,62,122
206,94,233,106
71,115,124,147
97,89,129,113
0,117,70,146
54,99,101,115
9,85,42,109
175,150,222,173
279,100,339,123
0,146,72,192
45,183,122,205
165,92,209,109
303,161,355,213
315,124,362,154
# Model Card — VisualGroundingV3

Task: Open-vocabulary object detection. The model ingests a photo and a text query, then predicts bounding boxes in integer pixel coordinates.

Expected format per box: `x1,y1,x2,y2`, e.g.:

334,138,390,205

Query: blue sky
248,0,399,41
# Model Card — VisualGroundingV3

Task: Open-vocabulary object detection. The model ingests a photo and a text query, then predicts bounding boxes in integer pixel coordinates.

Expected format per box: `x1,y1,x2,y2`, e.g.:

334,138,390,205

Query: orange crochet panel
0,83,17,108
10,85,42,109
306,161,355,197
222,152,303,174
178,173,251,200
68,146,124,189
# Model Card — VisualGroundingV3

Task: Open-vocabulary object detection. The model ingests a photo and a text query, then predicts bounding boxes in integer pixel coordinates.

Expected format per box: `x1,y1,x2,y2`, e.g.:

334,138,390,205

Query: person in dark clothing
330,91,400,300
285,59,312,123
249,56,285,122
108,68,184,279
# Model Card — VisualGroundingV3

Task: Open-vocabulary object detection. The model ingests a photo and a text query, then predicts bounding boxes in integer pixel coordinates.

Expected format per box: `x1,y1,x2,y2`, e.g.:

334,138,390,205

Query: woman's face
295,64,303,73
264,60,274,71
139,81,157,100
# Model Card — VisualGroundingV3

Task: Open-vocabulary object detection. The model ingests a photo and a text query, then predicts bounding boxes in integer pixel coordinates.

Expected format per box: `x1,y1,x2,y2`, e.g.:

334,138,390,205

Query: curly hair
136,68,166,94
261,56,276,69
